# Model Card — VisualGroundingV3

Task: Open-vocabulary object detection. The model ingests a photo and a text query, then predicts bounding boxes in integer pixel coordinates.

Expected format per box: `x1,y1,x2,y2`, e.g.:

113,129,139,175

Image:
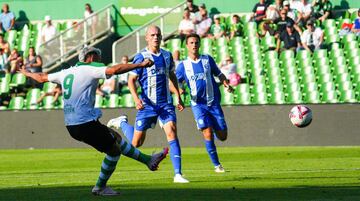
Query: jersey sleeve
130,53,144,76
47,71,63,84
175,62,185,83
89,67,107,79
208,55,222,77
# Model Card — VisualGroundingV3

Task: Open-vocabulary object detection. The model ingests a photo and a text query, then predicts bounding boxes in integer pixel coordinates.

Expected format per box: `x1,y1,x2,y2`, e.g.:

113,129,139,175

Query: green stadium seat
321,90,338,103
350,11,358,21
234,84,251,104
286,90,303,104
318,73,333,83
216,37,228,48
337,80,353,92
350,64,360,75
352,73,360,84
300,74,316,84
303,82,318,93
313,49,327,59
107,94,120,108
200,38,213,55
325,34,340,44
346,48,360,60
42,96,55,110
120,93,135,107
319,82,336,92
285,82,301,93
284,74,299,85
4,30,17,50
280,50,294,61
324,19,336,28
25,88,41,109
269,91,285,104
95,94,104,108
316,64,331,75
17,27,31,55
339,90,356,103
57,95,64,109
9,96,24,110
221,91,235,106
9,73,26,89
335,73,351,84
230,36,243,48
167,38,182,52
304,91,321,103
0,73,10,96
261,35,276,49
252,92,268,104
296,50,312,61
42,82,57,93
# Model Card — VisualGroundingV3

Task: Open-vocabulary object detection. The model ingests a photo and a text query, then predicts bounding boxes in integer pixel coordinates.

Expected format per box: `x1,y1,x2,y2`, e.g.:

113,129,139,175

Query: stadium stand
0,1,359,111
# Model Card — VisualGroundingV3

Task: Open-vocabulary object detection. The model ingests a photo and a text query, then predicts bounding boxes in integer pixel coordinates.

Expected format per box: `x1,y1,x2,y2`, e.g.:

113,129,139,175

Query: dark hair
0,33,3,38
185,33,201,44
85,3,93,13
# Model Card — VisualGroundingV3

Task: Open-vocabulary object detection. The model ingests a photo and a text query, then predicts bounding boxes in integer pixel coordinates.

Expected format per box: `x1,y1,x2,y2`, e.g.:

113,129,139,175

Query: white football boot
92,186,120,196
173,174,190,183
107,115,128,129
214,164,225,173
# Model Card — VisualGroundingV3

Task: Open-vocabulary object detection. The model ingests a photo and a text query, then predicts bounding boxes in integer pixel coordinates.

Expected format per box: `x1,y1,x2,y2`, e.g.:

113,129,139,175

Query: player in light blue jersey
19,47,169,196
176,33,234,173
107,25,189,183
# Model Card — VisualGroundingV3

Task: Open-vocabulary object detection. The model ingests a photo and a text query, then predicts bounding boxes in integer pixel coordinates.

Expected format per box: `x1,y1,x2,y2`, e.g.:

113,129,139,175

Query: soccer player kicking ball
19,47,168,196
107,25,189,183
176,33,234,173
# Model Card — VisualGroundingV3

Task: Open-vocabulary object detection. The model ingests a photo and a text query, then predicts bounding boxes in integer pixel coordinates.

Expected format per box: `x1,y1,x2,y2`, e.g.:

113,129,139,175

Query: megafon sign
119,0,183,25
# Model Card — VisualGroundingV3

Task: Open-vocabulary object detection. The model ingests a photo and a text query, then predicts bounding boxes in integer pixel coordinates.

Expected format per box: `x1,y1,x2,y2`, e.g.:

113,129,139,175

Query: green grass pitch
0,147,360,201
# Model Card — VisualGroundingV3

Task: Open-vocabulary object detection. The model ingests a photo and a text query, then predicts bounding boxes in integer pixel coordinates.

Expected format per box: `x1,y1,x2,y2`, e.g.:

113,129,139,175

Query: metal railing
112,1,185,64
38,4,113,70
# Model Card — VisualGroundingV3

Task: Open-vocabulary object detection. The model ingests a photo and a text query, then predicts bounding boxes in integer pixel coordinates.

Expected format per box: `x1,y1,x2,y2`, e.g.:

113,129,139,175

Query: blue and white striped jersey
131,48,174,105
176,55,223,106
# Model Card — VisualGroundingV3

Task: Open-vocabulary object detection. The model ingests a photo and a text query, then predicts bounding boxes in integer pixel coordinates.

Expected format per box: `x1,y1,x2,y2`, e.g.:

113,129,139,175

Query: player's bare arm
169,70,185,111
219,73,234,93
19,68,49,83
106,59,153,75
128,74,144,110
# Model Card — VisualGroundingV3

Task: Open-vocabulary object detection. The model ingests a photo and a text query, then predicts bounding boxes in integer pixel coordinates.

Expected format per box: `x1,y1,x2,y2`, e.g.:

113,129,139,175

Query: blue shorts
135,103,176,131
191,104,227,131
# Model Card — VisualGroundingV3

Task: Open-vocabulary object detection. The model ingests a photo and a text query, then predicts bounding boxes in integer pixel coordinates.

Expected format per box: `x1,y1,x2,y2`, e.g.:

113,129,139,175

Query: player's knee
216,130,228,141
106,143,121,156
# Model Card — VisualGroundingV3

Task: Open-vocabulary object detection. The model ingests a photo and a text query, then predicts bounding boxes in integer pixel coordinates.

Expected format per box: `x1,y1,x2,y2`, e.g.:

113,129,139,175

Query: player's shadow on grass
0,185,359,201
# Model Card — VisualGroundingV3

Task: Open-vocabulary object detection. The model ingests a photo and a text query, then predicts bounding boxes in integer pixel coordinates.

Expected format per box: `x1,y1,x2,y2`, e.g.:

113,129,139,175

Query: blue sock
169,139,182,175
205,139,220,166
120,121,134,142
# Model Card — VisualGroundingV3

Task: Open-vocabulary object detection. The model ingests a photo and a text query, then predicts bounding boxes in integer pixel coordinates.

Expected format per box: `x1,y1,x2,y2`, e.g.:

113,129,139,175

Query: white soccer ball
289,105,312,128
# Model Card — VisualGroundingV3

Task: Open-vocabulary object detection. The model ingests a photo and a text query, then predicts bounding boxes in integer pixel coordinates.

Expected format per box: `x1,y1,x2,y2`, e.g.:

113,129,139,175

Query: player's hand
17,68,28,76
134,98,144,110
177,98,185,112
140,59,154,68
223,80,234,93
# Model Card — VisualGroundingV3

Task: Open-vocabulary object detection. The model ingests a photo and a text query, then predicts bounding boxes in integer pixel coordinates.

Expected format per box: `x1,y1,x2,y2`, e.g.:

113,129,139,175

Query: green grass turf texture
0,147,359,201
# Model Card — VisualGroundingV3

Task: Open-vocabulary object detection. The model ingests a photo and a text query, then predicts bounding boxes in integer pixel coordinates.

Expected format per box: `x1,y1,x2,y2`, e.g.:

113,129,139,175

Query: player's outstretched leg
92,155,121,196
107,115,135,142
119,136,169,171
